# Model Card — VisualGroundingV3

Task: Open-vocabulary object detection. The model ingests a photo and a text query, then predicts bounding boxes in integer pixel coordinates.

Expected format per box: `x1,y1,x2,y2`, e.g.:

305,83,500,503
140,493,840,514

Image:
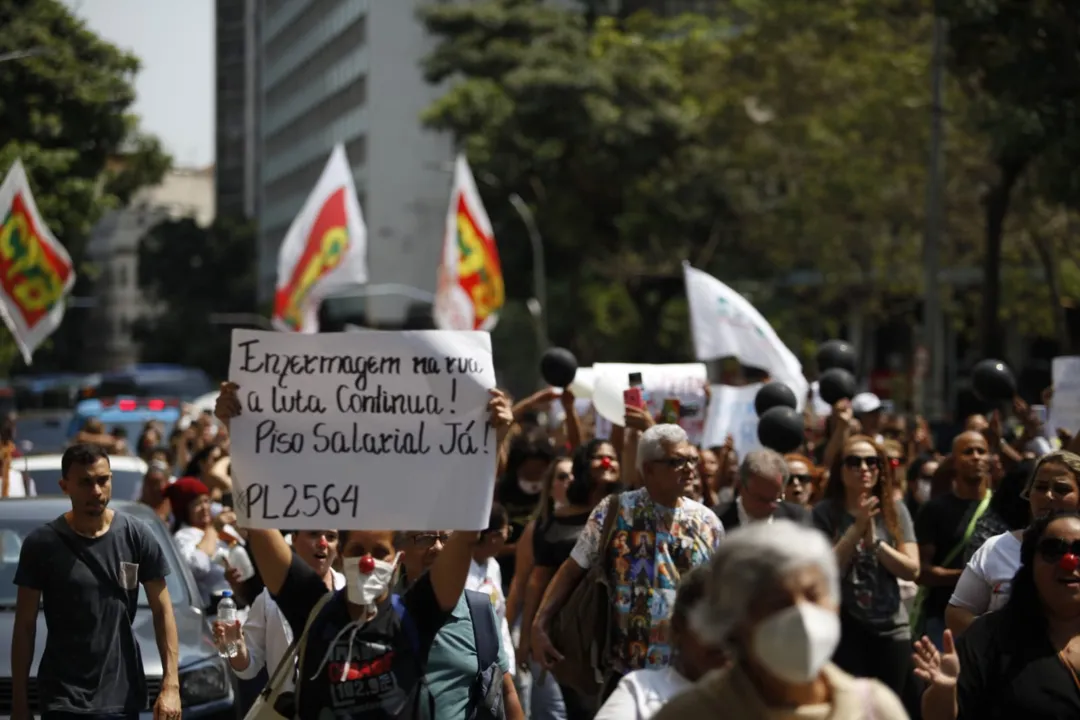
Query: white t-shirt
466,556,516,674
949,530,1022,615
594,667,691,720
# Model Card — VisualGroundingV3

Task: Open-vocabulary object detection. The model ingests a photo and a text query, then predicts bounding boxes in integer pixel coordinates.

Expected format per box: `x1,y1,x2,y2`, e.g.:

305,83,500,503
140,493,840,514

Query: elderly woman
652,520,908,720
945,451,1080,635
915,510,1080,718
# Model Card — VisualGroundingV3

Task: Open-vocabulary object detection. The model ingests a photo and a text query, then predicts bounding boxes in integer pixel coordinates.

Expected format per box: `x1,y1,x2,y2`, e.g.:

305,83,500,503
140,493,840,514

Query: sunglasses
844,455,880,470
653,456,695,471
408,532,451,548
1037,537,1080,564
789,473,811,485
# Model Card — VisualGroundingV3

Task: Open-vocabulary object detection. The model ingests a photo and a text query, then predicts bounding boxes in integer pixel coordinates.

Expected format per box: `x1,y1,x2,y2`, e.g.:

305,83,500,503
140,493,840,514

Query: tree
133,216,256,379
0,0,170,374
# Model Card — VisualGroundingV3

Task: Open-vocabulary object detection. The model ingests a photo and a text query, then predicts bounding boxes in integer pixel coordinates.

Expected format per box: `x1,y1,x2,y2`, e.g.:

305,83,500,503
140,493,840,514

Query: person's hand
214,508,238,532
624,404,655,432
488,389,514,445
853,493,880,533
833,399,854,430
215,382,242,428
559,387,575,410
530,621,564,669
912,630,960,689
152,683,181,720
211,619,244,658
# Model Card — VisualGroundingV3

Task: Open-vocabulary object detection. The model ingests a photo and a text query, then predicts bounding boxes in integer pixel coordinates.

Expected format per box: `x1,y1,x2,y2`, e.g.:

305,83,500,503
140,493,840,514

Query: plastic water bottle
216,591,238,658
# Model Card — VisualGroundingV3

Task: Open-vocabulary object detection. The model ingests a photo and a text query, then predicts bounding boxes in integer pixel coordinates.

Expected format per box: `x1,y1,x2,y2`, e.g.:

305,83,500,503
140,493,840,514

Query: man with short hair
714,449,812,529
11,443,180,720
532,424,725,706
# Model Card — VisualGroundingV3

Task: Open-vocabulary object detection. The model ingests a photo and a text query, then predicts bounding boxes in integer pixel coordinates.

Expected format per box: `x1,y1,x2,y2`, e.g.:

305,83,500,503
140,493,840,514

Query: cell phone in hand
624,387,645,410
660,398,681,424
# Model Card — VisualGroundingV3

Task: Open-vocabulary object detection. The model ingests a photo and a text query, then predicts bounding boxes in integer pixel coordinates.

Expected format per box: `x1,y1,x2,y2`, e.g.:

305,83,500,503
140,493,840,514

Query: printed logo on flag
454,195,503,330
273,187,350,332
0,192,73,328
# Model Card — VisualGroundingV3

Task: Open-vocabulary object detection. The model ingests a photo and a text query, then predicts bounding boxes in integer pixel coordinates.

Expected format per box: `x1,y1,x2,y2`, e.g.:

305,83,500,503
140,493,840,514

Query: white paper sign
1050,356,1080,440
227,329,497,531
701,383,764,458
591,362,708,443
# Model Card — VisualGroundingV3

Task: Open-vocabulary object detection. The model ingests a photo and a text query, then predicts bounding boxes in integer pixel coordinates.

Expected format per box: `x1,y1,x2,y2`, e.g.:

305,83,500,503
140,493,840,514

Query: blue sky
62,0,215,168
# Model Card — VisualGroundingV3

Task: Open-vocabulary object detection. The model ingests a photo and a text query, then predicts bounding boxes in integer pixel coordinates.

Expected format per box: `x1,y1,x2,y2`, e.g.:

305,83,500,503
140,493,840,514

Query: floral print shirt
570,488,725,674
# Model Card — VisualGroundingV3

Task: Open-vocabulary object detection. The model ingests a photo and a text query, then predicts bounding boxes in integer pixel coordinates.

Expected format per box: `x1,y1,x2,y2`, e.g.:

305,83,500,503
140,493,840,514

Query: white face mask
717,486,735,505
915,479,932,504
342,553,400,607
518,478,544,495
752,602,839,684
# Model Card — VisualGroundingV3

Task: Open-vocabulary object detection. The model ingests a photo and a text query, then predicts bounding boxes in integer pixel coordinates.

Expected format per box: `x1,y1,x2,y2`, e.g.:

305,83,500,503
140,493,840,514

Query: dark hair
183,444,220,478
496,429,555,500
61,443,111,478
486,502,509,532
990,459,1037,531
566,438,622,507
111,426,129,439
1003,510,1080,637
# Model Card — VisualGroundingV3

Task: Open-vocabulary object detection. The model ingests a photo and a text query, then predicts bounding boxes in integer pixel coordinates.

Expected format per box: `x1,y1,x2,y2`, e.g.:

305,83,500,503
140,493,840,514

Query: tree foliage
0,0,170,374
133,216,257,379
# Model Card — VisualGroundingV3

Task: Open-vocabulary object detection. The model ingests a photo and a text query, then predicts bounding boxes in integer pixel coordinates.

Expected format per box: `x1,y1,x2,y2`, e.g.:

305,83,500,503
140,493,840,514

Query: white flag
683,263,808,404
433,155,504,331
272,144,367,333
0,159,76,364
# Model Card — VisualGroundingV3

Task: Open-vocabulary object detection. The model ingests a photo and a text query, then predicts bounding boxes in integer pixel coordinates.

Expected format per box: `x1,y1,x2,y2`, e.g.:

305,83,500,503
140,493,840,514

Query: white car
14,454,149,501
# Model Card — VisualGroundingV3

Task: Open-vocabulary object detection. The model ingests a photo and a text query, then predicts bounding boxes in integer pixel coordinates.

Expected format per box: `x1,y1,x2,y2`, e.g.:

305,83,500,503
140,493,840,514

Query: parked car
17,454,149,502
0,499,236,718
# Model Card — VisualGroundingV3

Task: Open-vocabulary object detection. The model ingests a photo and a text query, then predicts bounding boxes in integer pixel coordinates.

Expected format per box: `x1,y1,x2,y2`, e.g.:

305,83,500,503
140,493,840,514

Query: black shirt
13,512,170,714
273,553,448,719
957,611,1080,719
914,493,983,619
532,511,591,569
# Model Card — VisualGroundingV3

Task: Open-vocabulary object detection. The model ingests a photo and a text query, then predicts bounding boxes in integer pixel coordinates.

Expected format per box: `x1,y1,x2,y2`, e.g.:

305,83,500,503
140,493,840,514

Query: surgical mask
915,479,932,504
518,478,544,495
717,486,735,505
342,553,399,607
752,602,839,684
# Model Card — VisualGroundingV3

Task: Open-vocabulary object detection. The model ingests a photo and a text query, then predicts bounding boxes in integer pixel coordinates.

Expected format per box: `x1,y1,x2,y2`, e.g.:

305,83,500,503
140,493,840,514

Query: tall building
215,0,260,219
84,167,216,370
257,0,454,327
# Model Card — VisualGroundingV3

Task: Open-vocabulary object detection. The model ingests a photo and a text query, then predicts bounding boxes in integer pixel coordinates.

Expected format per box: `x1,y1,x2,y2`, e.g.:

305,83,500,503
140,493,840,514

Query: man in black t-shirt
11,443,180,720
915,431,991,649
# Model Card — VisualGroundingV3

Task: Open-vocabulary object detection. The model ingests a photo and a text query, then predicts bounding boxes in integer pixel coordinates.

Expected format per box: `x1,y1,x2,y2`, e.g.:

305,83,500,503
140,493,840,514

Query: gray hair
739,448,790,487
689,520,839,650
636,423,690,473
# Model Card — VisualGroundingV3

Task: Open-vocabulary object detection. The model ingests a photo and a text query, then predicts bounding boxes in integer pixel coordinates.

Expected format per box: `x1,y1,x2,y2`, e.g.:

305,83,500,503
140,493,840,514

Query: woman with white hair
652,520,909,719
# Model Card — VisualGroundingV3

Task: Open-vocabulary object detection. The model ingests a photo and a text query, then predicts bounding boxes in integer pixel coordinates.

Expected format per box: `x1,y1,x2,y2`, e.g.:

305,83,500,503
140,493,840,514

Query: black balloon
972,359,1016,403
818,368,857,405
755,382,797,417
758,406,804,454
540,347,578,388
817,340,857,374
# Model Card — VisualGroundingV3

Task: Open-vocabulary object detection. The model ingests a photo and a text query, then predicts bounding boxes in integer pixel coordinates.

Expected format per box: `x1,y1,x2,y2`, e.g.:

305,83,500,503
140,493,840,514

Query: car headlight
180,657,230,706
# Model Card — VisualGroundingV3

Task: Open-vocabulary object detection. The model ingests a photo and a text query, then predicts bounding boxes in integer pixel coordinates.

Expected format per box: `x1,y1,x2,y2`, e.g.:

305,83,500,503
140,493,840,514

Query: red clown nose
359,556,376,574
599,457,613,470
1060,553,1079,573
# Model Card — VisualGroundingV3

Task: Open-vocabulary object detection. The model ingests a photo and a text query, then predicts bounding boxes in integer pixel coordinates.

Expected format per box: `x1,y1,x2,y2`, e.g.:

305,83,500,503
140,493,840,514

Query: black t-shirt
957,611,1080,719
273,553,448,719
914,493,983,619
495,481,542,591
532,511,591,569
13,512,170,714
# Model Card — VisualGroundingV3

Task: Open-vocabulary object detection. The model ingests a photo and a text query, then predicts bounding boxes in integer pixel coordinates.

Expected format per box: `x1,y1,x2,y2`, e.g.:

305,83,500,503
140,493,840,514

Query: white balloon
593,371,630,427
568,366,596,399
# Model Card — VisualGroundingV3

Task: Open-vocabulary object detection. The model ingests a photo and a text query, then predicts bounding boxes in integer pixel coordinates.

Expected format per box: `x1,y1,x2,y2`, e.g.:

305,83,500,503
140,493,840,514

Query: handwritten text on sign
228,329,496,531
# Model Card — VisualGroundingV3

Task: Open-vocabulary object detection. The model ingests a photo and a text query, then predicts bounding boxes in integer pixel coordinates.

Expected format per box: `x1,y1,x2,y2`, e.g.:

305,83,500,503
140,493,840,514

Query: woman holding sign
215,382,516,719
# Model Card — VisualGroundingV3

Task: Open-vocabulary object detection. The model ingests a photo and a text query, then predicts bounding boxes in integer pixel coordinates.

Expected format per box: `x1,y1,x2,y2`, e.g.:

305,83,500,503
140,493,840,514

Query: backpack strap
465,589,500,672
271,589,334,716
390,593,436,719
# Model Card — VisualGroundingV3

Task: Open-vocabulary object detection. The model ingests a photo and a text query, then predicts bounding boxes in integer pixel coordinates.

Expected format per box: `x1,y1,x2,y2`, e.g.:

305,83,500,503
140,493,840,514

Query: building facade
256,0,454,327
215,0,260,219
83,167,216,370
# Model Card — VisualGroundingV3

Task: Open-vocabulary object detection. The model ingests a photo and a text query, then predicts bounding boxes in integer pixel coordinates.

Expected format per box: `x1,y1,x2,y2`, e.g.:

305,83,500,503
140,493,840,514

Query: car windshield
0,512,189,607
15,415,72,455
25,467,146,503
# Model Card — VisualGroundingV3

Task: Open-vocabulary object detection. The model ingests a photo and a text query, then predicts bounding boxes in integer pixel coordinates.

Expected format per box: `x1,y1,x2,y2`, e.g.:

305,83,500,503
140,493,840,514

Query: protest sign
591,362,708,443
701,383,764,458
1050,356,1080,441
227,329,497,531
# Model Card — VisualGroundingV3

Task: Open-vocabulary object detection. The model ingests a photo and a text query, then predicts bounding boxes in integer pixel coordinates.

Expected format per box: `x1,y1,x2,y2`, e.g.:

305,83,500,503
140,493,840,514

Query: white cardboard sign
227,329,497,530
701,383,764,457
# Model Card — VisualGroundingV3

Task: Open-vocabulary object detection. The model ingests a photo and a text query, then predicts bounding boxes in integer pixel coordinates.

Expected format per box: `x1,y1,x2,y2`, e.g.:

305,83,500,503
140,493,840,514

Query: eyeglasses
1037,537,1080,564
407,532,451,548
789,473,811,485
652,456,695,471
844,455,880,470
